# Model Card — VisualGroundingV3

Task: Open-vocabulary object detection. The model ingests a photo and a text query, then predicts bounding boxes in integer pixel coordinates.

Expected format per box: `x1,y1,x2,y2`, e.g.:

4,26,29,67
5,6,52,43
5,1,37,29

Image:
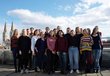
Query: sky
0,0,110,43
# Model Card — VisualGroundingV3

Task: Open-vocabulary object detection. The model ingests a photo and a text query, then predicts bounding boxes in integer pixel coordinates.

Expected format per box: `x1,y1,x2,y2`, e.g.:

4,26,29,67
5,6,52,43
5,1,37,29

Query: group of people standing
11,26,103,74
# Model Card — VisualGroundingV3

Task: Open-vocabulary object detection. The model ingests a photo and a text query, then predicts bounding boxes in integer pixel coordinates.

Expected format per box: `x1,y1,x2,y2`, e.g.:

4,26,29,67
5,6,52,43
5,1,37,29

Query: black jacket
18,36,31,53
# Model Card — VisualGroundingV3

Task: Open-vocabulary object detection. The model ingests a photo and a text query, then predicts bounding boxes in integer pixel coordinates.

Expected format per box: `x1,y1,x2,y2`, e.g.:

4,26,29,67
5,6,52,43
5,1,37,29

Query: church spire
3,22,7,42
10,22,14,38
11,22,14,31
4,22,7,32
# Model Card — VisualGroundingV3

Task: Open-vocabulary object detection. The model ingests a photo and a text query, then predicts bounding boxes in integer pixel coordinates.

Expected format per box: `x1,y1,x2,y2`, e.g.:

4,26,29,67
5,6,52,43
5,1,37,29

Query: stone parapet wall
0,48,110,68
0,49,13,64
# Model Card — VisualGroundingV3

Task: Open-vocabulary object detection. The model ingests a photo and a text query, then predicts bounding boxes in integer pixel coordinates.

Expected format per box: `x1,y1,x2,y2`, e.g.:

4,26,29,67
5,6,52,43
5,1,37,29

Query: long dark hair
92,27,97,35
57,30,64,37
34,29,39,35
12,29,18,36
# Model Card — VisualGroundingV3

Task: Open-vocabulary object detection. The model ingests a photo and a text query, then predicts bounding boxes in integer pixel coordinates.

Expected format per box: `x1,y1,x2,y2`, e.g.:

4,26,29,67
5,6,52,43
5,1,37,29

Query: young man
18,29,31,74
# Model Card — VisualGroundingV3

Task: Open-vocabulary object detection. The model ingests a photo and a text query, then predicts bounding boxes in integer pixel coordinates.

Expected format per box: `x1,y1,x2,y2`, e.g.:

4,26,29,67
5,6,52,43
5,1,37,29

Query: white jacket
31,36,40,52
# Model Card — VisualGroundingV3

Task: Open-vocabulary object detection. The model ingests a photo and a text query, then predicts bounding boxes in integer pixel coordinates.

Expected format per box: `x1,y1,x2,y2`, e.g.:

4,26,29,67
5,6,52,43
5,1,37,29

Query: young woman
94,26,103,66
18,29,31,74
92,27,102,73
31,29,40,72
47,30,56,74
80,29,93,73
68,30,79,73
75,27,83,50
75,27,83,70
35,32,47,71
11,29,20,73
55,30,68,74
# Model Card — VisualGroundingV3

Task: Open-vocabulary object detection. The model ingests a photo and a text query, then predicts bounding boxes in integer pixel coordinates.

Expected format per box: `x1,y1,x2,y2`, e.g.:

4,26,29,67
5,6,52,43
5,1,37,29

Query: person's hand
32,51,35,56
57,52,59,55
52,51,56,54
45,52,47,56
19,51,22,55
29,51,31,54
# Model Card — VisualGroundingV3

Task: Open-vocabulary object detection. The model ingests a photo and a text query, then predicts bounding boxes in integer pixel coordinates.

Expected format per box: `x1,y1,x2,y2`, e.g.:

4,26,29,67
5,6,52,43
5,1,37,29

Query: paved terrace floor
0,65,110,76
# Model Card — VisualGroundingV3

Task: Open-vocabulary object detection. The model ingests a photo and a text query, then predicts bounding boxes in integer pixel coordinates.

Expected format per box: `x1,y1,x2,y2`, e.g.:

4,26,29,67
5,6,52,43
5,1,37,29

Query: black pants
81,51,93,72
11,48,21,71
37,52,45,69
47,50,56,73
28,52,32,69
21,52,29,70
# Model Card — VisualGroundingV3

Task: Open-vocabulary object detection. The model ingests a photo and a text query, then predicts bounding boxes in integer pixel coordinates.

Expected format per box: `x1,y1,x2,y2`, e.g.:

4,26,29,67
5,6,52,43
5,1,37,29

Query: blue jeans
69,47,79,70
92,49,101,70
57,51,67,71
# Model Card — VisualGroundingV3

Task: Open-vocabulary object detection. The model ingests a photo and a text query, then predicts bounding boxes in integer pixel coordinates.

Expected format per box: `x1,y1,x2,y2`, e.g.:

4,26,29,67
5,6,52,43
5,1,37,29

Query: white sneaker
76,70,79,73
20,70,24,74
70,70,74,73
25,69,29,73
37,67,40,71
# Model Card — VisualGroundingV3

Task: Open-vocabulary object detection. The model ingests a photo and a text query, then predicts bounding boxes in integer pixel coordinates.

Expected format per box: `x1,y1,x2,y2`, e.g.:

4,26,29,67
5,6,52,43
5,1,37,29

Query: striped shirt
80,35,93,53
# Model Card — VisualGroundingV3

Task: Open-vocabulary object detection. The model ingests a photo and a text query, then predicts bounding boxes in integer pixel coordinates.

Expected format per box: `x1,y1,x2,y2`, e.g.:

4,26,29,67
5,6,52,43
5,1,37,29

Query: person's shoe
25,69,29,73
70,70,74,74
48,71,53,74
35,68,38,72
20,70,24,74
96,69,100,73
37,67,40,72
52,70,55,74
18,69,21,72
15,69,17,73
63,71,68,75
76,70,80,73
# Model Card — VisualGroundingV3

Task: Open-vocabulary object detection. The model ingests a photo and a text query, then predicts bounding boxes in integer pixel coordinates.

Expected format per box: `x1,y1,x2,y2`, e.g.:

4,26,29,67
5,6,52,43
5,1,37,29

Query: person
35,32,47,72
75,27,83,50
18,29,31,74
53,28,58,38
26,29,32,70
87,28,91,35
92,27,102,73
45,27,50,38
30,27,34,38
31,29,40,72
65,27,71,41
55,30,68,74
94,26,103,66
47,30,56,74
26,29,30,36
80,29,93,73
64,27,71,70
75,27,83,70
57,26,61,32
11,29,20,73
80,28,83,34
68,30,80,73
53,28,59,70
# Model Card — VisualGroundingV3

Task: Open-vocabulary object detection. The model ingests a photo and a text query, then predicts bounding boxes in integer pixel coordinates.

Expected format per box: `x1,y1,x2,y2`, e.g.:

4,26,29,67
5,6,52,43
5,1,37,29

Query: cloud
7,9,74,28
58,5,72,11
7,0,110,37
